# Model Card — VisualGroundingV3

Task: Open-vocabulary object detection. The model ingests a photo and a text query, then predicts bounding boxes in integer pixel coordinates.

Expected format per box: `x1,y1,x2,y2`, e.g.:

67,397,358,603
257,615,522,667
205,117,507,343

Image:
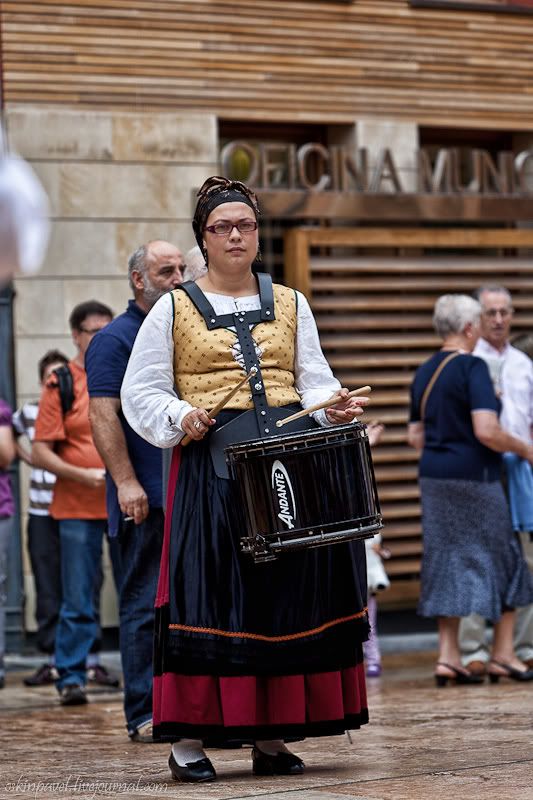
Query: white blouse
474,338,533,445
121,289,341,448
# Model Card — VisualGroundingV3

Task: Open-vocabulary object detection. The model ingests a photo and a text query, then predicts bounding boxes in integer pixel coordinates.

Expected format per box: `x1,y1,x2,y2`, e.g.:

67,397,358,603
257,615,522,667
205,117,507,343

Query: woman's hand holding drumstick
325,386,371,425
275,385,371,429
181,366,258,445
181,406,216,444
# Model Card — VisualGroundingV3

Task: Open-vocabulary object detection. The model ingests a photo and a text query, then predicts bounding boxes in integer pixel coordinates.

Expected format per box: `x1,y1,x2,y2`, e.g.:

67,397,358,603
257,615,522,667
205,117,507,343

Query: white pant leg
514,532,533,662
459,613,490,665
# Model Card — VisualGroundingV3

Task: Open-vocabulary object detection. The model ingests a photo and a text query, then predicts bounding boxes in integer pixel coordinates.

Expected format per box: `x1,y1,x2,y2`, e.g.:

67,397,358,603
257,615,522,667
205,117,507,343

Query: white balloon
0,137,50,283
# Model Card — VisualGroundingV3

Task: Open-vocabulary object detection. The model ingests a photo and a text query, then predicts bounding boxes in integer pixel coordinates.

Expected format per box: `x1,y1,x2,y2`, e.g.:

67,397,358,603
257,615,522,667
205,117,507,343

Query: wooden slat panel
374,465,419,482
300,228,533,247
386,559,421,577
285,226,533,607
380,579,421,607
312,259,533,274
2,1,533,127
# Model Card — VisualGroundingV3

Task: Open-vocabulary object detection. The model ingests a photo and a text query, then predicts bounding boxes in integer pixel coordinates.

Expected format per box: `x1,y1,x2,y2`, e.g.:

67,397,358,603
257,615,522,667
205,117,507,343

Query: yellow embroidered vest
171,283,301,410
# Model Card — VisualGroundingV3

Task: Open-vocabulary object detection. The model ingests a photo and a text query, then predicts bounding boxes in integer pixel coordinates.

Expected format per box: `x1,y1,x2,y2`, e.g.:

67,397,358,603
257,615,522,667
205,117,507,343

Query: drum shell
226,423,382,558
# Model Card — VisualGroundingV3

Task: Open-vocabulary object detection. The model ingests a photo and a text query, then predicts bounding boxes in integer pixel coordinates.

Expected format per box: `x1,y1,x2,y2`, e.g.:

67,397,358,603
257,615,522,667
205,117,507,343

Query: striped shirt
13,401,56,516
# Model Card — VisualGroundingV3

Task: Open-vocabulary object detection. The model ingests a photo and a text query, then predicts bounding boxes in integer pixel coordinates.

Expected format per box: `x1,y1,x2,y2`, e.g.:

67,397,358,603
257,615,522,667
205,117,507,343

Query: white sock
172,739,206,766
255,739,290,756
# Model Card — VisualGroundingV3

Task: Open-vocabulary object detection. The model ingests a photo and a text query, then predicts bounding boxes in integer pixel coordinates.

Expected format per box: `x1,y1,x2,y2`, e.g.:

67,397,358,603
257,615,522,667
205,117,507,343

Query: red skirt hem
153,663,368,743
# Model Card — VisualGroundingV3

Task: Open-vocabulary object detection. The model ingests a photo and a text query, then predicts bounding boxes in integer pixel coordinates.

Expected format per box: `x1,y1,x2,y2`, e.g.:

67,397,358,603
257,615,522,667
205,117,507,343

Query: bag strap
53,365,75,415
420,351,461,421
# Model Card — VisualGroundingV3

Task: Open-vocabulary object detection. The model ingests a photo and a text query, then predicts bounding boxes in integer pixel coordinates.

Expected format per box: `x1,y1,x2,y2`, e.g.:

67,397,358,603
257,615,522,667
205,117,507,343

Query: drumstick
181,366,258,446
275,385,371,428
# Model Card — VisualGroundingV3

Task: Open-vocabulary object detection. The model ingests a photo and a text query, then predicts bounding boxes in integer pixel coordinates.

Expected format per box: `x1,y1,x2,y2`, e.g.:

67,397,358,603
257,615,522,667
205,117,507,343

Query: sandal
434,662,485,687
488,659,533,683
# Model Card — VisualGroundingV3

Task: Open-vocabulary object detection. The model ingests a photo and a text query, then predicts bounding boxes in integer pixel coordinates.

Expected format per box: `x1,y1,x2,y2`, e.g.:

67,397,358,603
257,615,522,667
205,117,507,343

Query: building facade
1,0,533,621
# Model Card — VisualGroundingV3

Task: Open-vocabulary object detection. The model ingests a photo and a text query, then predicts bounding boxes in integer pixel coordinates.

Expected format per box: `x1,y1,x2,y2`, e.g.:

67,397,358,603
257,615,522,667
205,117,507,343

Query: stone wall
6,106,218,630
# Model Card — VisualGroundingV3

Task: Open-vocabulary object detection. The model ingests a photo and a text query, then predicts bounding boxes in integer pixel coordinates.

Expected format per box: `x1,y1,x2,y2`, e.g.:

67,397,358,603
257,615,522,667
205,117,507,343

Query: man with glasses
460,285,533,674
33,300,114,705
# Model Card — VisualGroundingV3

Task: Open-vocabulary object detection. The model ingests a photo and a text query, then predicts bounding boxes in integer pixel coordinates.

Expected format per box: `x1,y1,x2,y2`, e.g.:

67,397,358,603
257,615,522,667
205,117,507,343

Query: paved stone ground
1,651,532,800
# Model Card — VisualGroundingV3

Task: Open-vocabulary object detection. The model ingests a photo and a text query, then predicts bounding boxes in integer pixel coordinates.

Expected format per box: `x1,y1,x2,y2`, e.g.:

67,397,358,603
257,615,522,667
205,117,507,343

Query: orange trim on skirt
168,607,368,643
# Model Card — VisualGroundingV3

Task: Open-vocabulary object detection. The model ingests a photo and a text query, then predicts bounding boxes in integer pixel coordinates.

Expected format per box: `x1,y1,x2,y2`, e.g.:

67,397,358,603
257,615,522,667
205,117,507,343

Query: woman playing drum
121,176,371,783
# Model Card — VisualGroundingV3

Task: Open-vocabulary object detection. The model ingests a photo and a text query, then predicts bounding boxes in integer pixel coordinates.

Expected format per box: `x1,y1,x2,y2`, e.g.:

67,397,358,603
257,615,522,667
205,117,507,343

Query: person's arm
472,410,533,464
0,400,15,468
32,440,105,488
121,294,194,447
87,331,150,523
0,425,15,469
15,439,32,466
468,356,533,464
294,291,368,425
529,361,533,443
407,421,425,451
367,421,385,447
89,397,148,524
11,408,33,465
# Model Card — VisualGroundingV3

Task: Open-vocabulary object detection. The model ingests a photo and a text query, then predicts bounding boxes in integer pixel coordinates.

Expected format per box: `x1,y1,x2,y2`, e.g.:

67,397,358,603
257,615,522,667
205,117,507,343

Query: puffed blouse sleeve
120,293,193,447
293,291,342,426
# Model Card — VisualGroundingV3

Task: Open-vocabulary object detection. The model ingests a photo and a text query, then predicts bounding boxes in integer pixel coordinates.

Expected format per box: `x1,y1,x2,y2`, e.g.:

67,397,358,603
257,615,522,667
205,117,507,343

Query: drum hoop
242,517,384,563
265,516,383,545
226,421,367,457
271,525,382,548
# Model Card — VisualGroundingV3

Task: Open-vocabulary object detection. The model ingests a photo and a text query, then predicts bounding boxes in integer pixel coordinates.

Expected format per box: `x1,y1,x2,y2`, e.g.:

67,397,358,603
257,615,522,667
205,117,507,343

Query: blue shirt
86,300,162,535
503,453,533,532
410,351,501,482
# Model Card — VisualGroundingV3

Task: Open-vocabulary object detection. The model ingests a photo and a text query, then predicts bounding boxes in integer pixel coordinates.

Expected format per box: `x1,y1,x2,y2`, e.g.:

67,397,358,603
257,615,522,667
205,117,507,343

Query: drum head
227,422,382,561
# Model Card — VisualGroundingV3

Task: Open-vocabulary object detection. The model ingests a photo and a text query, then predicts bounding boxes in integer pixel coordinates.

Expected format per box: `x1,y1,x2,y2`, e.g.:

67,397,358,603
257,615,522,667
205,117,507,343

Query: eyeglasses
481,308,513,319
79,325,107,335
204,220,258,236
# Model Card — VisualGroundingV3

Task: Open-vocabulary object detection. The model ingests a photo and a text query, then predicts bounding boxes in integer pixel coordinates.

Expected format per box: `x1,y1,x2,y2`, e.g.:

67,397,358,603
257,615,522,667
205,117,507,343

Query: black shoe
129,719,153,743
488,659,533,683
252,747,305,776
59,684,88,706
23,664,59,687
87,665,120,688
434,662,485,687
0,675,4,689
168,752,216,783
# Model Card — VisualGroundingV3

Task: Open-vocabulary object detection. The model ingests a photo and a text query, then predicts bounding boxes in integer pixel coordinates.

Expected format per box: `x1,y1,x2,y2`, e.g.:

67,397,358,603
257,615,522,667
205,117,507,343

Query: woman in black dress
122,177,373,782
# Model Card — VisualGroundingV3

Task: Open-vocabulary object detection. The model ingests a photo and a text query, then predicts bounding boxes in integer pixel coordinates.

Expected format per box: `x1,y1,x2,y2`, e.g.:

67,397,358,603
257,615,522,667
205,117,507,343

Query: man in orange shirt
33,300,113,705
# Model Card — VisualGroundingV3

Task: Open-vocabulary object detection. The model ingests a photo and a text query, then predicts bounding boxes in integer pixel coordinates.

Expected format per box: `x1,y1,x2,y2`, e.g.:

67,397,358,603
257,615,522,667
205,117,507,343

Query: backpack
53,365,75,415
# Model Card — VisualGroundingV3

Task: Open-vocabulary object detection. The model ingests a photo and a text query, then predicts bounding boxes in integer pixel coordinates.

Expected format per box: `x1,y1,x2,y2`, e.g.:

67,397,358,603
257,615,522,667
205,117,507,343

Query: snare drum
226,423,383,563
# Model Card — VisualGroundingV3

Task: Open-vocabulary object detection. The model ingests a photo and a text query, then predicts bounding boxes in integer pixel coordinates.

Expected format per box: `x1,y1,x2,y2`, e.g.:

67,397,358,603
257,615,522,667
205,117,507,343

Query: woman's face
203,201,258,273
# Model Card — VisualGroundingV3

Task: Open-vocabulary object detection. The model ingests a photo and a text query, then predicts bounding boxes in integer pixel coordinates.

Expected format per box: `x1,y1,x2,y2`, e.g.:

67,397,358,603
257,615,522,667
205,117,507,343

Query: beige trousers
459,532,533,664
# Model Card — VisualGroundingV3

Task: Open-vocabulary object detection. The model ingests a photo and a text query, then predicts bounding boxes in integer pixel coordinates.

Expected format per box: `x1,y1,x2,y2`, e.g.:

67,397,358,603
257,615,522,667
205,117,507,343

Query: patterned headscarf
192,176,260,251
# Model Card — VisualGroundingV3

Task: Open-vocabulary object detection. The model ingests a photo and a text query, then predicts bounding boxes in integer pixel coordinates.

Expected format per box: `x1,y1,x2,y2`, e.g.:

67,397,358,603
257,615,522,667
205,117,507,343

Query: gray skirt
418,477,533,621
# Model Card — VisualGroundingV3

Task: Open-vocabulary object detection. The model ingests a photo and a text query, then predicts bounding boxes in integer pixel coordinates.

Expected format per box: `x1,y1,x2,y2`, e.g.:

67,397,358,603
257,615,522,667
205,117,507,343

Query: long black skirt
153,410,370,744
